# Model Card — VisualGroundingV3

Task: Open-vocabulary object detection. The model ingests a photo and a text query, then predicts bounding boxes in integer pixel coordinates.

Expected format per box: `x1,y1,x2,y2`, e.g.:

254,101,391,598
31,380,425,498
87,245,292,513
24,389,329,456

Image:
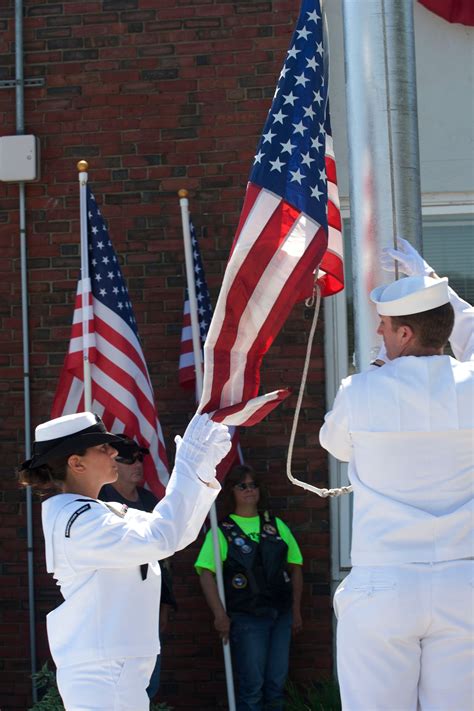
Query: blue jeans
230,608,292,711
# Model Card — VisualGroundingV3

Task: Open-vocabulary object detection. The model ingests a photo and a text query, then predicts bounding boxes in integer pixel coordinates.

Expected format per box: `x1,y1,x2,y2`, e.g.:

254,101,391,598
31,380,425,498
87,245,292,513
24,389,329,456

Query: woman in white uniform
19,410,230,711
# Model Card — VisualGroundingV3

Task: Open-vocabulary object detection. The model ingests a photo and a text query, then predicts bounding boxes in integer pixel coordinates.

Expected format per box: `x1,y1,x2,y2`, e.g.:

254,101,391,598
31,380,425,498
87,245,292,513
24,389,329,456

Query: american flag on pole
178,218,242,477
178,220,213,390
51,186,170,498
200,0,344,426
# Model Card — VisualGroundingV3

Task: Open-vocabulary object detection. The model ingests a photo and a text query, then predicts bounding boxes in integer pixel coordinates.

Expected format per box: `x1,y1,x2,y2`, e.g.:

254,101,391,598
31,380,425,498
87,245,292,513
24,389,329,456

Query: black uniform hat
22,412,122,470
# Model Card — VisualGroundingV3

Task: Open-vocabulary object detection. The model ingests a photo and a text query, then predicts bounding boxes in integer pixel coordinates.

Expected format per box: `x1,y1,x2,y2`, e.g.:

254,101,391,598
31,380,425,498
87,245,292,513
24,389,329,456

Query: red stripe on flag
210,390,291,426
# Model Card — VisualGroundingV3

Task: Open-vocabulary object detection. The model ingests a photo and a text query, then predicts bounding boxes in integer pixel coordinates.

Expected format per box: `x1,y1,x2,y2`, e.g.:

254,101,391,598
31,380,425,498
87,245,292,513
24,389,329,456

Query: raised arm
57,414,231,571
381,237,473,361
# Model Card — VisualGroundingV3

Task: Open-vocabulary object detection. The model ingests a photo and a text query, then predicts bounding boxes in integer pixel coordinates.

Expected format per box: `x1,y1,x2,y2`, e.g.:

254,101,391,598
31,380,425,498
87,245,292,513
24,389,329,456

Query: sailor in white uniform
19,411,231,711
320,240,473,711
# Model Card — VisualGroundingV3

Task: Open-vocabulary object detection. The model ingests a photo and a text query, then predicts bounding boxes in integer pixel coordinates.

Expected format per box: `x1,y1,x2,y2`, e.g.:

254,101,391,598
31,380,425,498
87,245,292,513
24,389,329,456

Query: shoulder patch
65,504,91,538
103,502,128,518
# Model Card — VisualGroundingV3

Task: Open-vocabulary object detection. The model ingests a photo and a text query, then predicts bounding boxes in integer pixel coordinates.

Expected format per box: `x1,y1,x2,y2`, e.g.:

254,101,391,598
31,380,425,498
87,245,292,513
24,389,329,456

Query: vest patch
65,504,91,538
263,523,277,535
232,574,248,589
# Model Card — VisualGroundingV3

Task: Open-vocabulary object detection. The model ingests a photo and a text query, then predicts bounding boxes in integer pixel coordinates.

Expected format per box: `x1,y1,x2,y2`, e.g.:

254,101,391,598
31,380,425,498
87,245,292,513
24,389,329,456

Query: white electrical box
0,135,40,182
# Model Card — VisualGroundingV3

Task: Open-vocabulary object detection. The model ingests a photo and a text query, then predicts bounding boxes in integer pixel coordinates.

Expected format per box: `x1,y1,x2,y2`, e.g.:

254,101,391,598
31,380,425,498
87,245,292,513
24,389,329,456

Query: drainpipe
15,0,38,702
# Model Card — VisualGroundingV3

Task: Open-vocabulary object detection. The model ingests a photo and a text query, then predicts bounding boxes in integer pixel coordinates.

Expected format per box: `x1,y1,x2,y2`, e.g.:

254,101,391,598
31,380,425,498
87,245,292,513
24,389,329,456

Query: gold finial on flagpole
178,189,188,198
77,160,89,173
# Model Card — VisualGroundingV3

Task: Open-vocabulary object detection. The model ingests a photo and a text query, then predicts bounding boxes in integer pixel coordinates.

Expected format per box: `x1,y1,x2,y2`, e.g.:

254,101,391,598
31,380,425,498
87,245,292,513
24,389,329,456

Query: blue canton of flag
179,220,213,388
190,221,213,343
87,188,138,334
250,0,328,230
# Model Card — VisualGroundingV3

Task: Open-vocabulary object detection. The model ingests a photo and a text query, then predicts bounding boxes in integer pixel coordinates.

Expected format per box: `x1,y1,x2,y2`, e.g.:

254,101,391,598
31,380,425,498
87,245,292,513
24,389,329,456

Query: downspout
15,0,38,702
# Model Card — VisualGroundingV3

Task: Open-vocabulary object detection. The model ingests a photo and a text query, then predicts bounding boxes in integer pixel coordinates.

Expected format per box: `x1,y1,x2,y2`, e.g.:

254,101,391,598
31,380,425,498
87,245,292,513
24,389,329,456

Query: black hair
17,447,88,493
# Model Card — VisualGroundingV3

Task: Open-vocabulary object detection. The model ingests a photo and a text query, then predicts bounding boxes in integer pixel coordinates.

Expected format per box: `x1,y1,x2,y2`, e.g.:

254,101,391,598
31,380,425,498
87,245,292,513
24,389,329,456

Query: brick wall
0,1,334,708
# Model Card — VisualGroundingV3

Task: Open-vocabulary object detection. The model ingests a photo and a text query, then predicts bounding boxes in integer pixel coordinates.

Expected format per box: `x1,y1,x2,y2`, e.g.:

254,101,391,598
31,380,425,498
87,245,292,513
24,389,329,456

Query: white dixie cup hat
370,275,450,316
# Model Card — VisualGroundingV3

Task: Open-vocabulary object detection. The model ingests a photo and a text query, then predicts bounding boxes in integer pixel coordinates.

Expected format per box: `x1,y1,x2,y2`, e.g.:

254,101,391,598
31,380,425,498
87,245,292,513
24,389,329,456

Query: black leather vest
219,512,292,616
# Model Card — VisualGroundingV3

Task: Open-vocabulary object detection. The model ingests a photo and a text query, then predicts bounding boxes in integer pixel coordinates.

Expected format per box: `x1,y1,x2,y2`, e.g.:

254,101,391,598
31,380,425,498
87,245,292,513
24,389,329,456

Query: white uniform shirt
320,291,474,566
42,466,219,668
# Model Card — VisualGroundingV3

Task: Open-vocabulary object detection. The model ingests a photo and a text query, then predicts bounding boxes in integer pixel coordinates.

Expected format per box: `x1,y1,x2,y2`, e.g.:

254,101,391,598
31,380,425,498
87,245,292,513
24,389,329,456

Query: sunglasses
115,453,145,465
234,482,259,491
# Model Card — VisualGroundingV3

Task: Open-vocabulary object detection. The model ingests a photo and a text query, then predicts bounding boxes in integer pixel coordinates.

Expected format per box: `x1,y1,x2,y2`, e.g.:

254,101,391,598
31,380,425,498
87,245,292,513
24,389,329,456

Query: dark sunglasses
115,453,145,465
234,482,259,491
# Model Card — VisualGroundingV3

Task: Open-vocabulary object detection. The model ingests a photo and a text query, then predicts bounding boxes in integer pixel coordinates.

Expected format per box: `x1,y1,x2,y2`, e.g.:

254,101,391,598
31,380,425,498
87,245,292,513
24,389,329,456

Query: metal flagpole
178,189,236,711
341,0,423,371
78,160,93,410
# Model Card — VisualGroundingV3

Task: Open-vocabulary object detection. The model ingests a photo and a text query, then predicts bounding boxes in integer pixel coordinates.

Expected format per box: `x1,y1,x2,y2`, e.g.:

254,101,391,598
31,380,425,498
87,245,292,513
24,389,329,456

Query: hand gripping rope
286,281,353,498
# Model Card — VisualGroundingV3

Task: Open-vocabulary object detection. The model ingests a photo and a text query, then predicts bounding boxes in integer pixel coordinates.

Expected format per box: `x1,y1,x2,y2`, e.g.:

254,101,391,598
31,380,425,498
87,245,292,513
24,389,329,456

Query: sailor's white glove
381,237,434,277
174,413,231,483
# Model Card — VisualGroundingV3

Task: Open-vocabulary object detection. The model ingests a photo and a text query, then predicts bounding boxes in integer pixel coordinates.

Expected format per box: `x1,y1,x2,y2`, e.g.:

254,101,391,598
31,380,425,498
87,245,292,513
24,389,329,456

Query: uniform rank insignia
104,502,128,518
65,504,91,538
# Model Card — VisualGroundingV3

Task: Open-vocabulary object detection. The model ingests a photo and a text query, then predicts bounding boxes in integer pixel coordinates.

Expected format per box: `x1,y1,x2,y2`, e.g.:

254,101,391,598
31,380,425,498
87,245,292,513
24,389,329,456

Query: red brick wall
0,1,334,708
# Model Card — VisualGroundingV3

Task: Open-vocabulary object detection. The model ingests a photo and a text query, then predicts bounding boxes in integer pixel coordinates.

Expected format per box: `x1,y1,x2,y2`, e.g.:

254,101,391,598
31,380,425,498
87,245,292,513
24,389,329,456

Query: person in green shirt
195,464,303,711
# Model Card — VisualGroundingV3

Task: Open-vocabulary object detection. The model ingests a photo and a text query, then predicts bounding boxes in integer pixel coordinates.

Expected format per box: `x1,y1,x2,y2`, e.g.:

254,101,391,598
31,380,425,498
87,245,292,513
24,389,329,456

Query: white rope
286,282,353,498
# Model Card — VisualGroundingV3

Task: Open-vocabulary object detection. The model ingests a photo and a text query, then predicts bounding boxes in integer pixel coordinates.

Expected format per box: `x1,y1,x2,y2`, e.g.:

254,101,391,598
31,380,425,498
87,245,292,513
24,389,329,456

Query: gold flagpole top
77,160,89,173
178,189,188,198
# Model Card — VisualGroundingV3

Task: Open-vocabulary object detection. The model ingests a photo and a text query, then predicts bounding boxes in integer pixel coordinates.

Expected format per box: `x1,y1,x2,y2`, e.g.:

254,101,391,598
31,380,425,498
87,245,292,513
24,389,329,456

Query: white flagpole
78,160,92,411
178,189,236,711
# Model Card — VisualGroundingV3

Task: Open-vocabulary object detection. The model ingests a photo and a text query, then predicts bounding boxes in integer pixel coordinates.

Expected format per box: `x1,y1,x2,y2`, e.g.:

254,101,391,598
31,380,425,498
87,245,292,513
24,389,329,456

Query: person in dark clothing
99,436,177,700
195,465,303,711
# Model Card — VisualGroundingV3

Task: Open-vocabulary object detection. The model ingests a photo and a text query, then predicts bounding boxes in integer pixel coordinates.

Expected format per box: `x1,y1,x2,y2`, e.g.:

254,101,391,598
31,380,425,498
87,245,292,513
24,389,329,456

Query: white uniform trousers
334,560,474,711
56,656,156,711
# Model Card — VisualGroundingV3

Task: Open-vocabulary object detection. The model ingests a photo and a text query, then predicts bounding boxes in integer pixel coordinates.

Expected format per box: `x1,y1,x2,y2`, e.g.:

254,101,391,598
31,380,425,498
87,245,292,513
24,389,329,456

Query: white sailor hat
22,412,121,469
370,275,450,316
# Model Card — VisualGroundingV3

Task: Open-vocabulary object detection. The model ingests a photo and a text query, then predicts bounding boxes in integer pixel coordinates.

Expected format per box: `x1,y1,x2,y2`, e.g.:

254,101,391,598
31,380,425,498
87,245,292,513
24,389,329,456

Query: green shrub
285,678,341,711
29,664,63,711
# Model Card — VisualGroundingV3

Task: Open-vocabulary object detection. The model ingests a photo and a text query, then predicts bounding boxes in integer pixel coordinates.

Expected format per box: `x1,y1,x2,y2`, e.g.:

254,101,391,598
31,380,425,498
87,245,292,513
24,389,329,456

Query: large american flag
199,0,344,425
51,186,170,497
178,220,213,390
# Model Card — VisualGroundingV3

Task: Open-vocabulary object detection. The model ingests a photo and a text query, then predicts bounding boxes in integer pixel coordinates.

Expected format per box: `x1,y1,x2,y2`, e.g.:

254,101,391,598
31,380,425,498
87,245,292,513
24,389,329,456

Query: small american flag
178,220,213,390
51,186,170,497
200,0,344,426
178,219,241,477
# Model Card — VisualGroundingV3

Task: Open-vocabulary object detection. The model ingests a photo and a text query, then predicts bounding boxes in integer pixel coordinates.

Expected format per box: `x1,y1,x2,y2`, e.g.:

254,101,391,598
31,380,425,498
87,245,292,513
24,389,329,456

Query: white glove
174,413,231,483
380,237,434,277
